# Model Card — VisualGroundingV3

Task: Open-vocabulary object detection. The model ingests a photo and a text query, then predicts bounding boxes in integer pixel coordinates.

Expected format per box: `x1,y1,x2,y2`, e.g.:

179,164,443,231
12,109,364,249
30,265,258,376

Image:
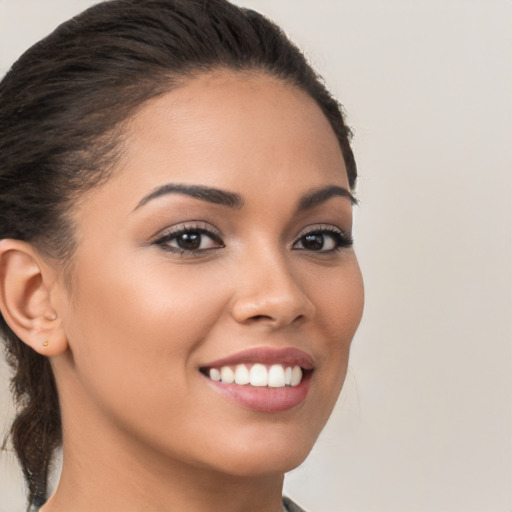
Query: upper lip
201,347,315,370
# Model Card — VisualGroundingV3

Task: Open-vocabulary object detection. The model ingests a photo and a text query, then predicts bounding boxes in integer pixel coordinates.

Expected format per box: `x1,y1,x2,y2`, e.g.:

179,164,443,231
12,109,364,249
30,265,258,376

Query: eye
293,226,353,252
153,223,224,254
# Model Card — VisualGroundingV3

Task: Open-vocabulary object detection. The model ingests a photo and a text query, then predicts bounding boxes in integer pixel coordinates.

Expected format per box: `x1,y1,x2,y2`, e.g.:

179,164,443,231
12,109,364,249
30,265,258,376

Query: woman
0,1,364,511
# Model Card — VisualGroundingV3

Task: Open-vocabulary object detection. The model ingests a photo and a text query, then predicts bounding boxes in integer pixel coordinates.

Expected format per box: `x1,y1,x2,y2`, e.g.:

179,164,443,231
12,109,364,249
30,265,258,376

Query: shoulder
283,496,308,512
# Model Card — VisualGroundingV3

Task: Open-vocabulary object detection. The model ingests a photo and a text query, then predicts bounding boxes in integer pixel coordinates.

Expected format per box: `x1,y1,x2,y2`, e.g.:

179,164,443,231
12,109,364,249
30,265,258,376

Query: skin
2,71,364,512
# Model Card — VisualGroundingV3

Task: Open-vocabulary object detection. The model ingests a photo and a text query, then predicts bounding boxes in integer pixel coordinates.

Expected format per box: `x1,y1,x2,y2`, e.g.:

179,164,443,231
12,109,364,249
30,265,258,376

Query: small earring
42,340,49,347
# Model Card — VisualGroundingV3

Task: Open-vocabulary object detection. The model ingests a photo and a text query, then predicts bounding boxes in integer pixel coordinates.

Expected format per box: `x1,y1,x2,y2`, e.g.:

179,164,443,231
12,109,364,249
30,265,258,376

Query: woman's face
52,71,364,476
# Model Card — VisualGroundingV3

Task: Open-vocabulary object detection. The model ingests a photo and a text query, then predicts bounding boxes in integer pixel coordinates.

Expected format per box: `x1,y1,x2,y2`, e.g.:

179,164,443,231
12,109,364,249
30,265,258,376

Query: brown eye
154,225,224,253
302,234,327,251
293,227,353,252
175,232,202,251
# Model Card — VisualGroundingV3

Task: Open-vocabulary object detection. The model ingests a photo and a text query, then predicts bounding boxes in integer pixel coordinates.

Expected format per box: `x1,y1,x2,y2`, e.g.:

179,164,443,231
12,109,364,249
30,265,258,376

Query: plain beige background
1,1,511,511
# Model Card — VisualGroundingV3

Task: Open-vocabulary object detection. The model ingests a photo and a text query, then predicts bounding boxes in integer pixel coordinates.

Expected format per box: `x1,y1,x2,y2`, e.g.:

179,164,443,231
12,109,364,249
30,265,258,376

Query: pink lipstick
200,347,314,413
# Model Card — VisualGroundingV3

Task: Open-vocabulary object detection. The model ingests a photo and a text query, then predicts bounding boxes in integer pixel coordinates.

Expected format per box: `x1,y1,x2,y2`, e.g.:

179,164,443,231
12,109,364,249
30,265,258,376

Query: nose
230,250,315,328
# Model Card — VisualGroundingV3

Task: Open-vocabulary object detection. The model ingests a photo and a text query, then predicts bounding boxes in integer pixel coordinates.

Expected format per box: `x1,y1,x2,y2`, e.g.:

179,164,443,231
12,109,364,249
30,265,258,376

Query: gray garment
29,496,306,512
283,496,307,512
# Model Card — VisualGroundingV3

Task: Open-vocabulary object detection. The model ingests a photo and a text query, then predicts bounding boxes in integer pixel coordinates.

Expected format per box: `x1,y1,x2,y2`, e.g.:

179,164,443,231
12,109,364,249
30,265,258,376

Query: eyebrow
134,183,245,211
297,185,358,211
133,182,356,212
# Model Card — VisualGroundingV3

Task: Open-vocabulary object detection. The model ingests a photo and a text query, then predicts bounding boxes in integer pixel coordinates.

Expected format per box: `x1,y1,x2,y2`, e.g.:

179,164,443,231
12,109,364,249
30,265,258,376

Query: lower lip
203,372,312,413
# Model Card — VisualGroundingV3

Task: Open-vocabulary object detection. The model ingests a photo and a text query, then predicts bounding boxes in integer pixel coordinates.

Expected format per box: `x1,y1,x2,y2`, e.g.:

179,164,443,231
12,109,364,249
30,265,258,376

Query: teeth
291,366,303,387
250,364,268,386
268,364,286,388
207,363,304,388
209,368,221,381
220,366,235,384
234,364,250,385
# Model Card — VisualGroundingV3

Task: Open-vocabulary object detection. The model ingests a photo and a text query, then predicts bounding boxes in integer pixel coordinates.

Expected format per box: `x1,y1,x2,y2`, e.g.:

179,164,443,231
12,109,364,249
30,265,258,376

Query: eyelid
151,221,224,250
295,223,351,240
292,224,353,251
152,221,221,239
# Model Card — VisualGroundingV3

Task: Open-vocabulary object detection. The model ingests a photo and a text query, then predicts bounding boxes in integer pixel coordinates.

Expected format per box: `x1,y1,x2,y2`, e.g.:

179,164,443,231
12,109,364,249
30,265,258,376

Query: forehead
116,70,348,193
70,70,350,234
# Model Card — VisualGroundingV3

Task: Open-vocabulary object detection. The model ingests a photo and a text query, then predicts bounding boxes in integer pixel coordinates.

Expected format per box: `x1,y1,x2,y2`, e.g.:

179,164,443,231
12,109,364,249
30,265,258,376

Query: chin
214,449,311,478
198,425,320,478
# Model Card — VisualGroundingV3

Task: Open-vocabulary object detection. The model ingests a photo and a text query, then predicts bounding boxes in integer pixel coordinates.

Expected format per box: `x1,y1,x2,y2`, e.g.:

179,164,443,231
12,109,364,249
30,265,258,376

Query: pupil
304,234,324,250
178,232,201,250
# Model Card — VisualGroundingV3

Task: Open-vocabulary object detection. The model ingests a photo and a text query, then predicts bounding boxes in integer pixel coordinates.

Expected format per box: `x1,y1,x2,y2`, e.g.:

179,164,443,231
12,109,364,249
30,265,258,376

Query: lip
203,371,312,413
201,347,315,370
200,347,314,413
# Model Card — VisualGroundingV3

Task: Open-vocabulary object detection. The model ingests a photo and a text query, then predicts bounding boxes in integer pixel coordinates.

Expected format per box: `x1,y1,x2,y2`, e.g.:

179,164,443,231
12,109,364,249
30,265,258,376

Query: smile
200,347,314,412
205,363,304,388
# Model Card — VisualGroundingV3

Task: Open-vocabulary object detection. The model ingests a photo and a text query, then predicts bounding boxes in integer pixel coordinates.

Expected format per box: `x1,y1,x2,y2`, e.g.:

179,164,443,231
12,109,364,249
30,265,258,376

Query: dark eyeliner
294,225,353,252
152,223,224,254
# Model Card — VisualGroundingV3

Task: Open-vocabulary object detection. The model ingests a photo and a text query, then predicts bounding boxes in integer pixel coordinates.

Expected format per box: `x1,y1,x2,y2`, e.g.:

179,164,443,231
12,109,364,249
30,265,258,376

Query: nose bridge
230,242,314,326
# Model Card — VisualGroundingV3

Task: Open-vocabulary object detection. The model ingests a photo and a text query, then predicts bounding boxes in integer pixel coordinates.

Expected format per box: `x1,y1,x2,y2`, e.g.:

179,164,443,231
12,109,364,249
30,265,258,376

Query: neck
41,409,285,512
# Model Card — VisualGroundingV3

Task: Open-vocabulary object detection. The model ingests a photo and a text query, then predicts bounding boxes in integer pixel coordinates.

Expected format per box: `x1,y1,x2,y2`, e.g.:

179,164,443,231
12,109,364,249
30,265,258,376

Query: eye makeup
152,221,224,255
292,224,353,253
151,219,353,259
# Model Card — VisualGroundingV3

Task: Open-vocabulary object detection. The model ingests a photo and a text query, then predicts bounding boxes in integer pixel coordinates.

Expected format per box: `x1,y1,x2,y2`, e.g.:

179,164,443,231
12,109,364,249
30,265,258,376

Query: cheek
70,252,227,343
312,256,364,347
308,257,364,401
57,254,240,465
61,254,229,410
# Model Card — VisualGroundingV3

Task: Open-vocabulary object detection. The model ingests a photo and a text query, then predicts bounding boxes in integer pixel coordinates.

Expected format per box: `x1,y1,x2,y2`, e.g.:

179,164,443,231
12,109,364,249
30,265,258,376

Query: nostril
247,313,305,325
249,314,272,322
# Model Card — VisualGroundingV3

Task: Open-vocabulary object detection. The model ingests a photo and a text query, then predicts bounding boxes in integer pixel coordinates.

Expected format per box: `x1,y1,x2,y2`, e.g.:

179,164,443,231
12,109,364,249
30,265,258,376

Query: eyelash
153,223,352,255
153,223,224,255
293,225,353,253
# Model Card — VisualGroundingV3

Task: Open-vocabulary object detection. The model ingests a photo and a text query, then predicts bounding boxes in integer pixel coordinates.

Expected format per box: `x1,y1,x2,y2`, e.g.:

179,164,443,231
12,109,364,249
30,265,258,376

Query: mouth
200,363,310,388
199,347,314,412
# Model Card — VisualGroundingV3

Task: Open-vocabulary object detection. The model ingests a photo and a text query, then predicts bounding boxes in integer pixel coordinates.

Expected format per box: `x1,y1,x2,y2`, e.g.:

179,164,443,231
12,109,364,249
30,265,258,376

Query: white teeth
208,363,304,387
209,368,221,381
234,364,250,385
291,366,302,387
268,364,286,388
249,364,268,387
220,366,235,384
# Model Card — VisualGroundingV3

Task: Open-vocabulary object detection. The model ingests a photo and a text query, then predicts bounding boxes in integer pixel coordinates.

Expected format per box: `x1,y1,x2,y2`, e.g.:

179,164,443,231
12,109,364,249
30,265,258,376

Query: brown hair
0,0,357,506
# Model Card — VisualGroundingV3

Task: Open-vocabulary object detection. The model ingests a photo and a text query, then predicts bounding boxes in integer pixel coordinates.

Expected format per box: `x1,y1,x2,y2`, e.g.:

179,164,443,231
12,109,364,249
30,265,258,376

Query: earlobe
0,239,68,356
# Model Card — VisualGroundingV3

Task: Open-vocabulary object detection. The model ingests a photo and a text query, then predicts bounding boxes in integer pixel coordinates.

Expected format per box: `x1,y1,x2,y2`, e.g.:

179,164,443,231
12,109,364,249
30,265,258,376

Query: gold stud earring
42,340,49,347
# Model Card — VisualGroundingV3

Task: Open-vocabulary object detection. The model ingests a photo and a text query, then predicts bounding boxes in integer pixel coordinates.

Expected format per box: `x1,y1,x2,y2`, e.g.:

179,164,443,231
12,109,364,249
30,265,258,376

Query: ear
0,239,68,356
